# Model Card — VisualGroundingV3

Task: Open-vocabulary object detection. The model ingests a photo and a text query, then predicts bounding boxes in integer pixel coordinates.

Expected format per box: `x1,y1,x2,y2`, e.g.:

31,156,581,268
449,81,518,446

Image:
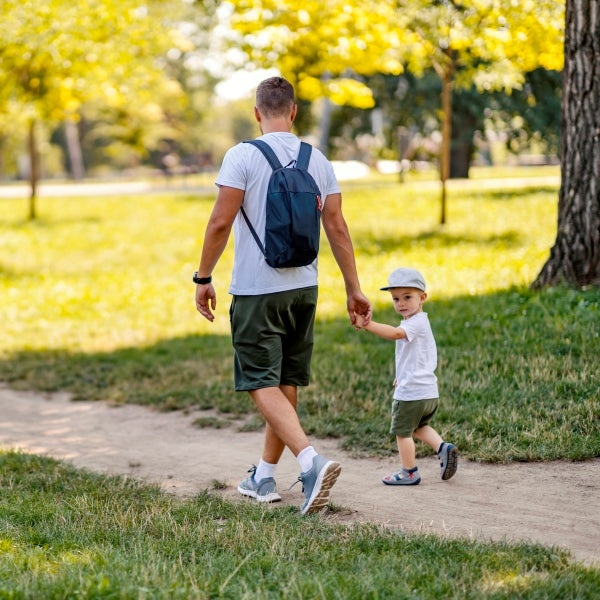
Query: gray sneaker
237,466,282,503
295,455,341,515
438,442,458,480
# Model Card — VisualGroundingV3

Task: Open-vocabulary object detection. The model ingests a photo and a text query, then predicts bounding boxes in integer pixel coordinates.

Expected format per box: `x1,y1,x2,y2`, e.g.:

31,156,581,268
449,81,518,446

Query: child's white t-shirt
215,131,340,296
393,312,439,401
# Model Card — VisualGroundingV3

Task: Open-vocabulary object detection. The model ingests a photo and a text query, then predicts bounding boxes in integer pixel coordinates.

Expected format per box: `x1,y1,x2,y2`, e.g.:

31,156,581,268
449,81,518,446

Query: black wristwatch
193,272,212,285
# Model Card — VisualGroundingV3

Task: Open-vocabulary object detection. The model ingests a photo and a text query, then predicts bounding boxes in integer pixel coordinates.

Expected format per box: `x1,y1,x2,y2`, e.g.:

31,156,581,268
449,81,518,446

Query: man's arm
195,186,244,321
321,192,371,325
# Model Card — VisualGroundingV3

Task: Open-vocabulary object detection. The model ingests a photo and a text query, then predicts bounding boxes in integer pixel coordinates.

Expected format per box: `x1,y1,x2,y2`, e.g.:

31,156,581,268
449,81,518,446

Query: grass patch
307,285,600,461
1,449,598,599
1,172,599,461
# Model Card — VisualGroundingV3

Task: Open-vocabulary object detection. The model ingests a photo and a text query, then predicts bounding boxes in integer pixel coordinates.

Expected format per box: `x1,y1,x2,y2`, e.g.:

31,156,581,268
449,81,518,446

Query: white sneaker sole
238,486,282,503
301,461,341,515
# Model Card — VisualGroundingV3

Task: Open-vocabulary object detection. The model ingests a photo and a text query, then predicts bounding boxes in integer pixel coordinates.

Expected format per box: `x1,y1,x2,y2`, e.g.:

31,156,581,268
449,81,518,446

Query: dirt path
1,386,598,565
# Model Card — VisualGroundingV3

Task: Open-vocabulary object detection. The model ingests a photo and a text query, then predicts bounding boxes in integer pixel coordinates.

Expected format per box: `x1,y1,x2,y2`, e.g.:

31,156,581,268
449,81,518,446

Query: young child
355,267,458,485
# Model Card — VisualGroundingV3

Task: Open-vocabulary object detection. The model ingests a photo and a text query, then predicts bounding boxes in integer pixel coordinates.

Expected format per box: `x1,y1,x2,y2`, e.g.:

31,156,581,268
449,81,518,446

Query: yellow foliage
227,0,564,101
326,79,375,109
0,0,183,121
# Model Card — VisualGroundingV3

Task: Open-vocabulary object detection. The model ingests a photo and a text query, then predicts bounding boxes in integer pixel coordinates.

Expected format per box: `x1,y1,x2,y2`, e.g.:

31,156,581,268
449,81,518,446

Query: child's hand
354,314,366,330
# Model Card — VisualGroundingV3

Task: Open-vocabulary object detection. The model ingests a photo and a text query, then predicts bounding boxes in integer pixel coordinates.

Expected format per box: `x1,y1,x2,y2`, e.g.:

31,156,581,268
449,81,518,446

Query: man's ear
290,104,298,122
254,106,261,122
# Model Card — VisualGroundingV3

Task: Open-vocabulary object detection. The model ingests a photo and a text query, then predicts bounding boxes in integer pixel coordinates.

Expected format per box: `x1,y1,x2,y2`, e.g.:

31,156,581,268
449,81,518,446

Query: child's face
389,287,427,319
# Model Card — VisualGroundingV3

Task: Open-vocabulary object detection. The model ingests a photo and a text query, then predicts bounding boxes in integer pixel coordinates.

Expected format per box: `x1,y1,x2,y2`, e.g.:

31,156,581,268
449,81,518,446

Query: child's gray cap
380,268,426,291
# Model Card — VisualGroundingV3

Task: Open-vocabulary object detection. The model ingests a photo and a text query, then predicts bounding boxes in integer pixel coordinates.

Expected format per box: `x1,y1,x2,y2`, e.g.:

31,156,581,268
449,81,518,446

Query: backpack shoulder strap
243,139,283,170
296,142,312,170
240,207,267,257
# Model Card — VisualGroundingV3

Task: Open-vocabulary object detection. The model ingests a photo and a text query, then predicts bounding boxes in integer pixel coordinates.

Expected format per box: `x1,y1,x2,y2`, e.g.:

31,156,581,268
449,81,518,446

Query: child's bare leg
413,425,443,453
396,436,417,469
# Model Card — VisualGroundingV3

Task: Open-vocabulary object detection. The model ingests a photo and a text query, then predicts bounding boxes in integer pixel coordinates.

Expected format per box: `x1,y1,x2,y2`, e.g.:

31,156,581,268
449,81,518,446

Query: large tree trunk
533,0,600,288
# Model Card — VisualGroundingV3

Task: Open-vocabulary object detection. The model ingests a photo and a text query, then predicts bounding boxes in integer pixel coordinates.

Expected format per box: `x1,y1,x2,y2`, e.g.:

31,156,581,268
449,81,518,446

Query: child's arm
355,315,407,340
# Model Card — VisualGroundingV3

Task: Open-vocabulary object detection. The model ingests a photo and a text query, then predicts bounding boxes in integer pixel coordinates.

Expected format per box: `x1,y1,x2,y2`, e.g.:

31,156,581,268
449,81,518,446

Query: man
194,76,371,515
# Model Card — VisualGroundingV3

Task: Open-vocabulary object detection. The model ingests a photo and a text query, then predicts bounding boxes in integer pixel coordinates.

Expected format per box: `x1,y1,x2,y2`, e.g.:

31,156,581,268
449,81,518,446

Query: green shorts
390,398,439,437
229,286,318,391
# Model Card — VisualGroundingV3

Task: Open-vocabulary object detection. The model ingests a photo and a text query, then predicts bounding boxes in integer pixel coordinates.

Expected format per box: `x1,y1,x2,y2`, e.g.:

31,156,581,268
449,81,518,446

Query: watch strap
193,272,212,285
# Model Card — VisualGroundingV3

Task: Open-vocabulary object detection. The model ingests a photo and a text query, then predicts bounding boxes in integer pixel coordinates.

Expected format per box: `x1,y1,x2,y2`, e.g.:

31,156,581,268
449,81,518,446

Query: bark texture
533,0,600,288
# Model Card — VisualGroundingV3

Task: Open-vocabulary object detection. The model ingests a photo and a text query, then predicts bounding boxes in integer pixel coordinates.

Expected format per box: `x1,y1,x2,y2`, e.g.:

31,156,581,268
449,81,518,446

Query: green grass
1,449,598,599
1,172,599,594
2,171,598,462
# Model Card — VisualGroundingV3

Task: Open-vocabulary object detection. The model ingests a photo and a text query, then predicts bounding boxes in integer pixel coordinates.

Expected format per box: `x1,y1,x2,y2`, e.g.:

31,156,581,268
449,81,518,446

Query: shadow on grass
458,185,559,201
355,229,522,256
0,334,249,415
1,286,599,462
449,183,558,202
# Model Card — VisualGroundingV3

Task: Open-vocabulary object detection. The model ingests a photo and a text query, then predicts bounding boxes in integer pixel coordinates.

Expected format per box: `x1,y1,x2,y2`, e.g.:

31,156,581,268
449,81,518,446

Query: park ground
1,385,598,566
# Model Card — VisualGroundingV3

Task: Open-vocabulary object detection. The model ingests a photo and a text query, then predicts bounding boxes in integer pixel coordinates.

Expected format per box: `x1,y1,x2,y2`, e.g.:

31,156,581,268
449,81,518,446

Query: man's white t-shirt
215,132,341,295
393,312,439,401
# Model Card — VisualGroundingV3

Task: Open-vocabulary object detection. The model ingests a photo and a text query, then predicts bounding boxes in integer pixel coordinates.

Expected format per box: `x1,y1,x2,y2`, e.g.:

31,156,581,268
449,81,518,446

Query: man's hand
347,291,372,328
195,283,216,322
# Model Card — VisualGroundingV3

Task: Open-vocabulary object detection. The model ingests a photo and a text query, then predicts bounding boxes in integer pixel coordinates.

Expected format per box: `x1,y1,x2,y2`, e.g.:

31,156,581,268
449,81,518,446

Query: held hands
354,313,368,330
348,291,372,330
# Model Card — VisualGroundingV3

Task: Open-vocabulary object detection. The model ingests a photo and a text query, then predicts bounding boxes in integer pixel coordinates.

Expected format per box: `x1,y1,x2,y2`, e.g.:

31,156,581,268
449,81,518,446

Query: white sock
254,459,277,482
297,446,318,473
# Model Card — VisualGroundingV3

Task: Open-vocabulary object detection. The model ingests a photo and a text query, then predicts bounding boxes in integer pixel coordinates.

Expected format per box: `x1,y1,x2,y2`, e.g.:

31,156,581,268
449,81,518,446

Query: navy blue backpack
241,139,322,268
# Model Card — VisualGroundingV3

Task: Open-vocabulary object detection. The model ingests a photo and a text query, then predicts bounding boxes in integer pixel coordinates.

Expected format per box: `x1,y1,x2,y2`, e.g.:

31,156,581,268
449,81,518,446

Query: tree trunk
64,118,85,180
28,119,40,221
450,90,484,179
449,139,472,179
439,68,453,225
318,95,333,155
0,135,5,180
532,0,600,288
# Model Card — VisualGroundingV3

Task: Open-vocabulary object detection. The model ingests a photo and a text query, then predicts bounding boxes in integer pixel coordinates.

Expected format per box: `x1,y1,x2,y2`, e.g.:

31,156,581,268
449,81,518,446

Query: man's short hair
256,77,295,118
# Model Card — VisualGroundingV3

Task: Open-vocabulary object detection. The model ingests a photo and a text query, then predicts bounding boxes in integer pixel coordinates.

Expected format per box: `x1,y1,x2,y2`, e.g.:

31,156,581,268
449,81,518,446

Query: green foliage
1,171,598,462
1,449,599,598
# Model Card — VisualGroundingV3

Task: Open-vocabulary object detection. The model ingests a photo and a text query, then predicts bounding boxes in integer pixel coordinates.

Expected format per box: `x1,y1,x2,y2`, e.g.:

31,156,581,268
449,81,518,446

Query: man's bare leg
249,386,309,458
259,384,298,464
248,385,340,514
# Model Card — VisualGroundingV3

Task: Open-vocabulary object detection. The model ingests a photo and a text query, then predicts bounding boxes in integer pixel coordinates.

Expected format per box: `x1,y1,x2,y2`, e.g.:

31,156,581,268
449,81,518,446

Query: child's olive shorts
390,398,439,437
229,286,318,391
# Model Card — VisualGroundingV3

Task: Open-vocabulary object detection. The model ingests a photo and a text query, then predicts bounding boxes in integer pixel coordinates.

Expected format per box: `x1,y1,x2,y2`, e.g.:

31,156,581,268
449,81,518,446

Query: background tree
326,68,561,178
533,0,600,288
396,0,564,222
0,0,187,218
227,0,563,222
227,0,407,121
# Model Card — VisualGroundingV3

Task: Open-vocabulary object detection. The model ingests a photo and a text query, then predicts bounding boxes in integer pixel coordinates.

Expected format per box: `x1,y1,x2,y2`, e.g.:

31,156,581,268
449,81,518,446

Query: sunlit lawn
1,170,558,349
1,168,598,461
